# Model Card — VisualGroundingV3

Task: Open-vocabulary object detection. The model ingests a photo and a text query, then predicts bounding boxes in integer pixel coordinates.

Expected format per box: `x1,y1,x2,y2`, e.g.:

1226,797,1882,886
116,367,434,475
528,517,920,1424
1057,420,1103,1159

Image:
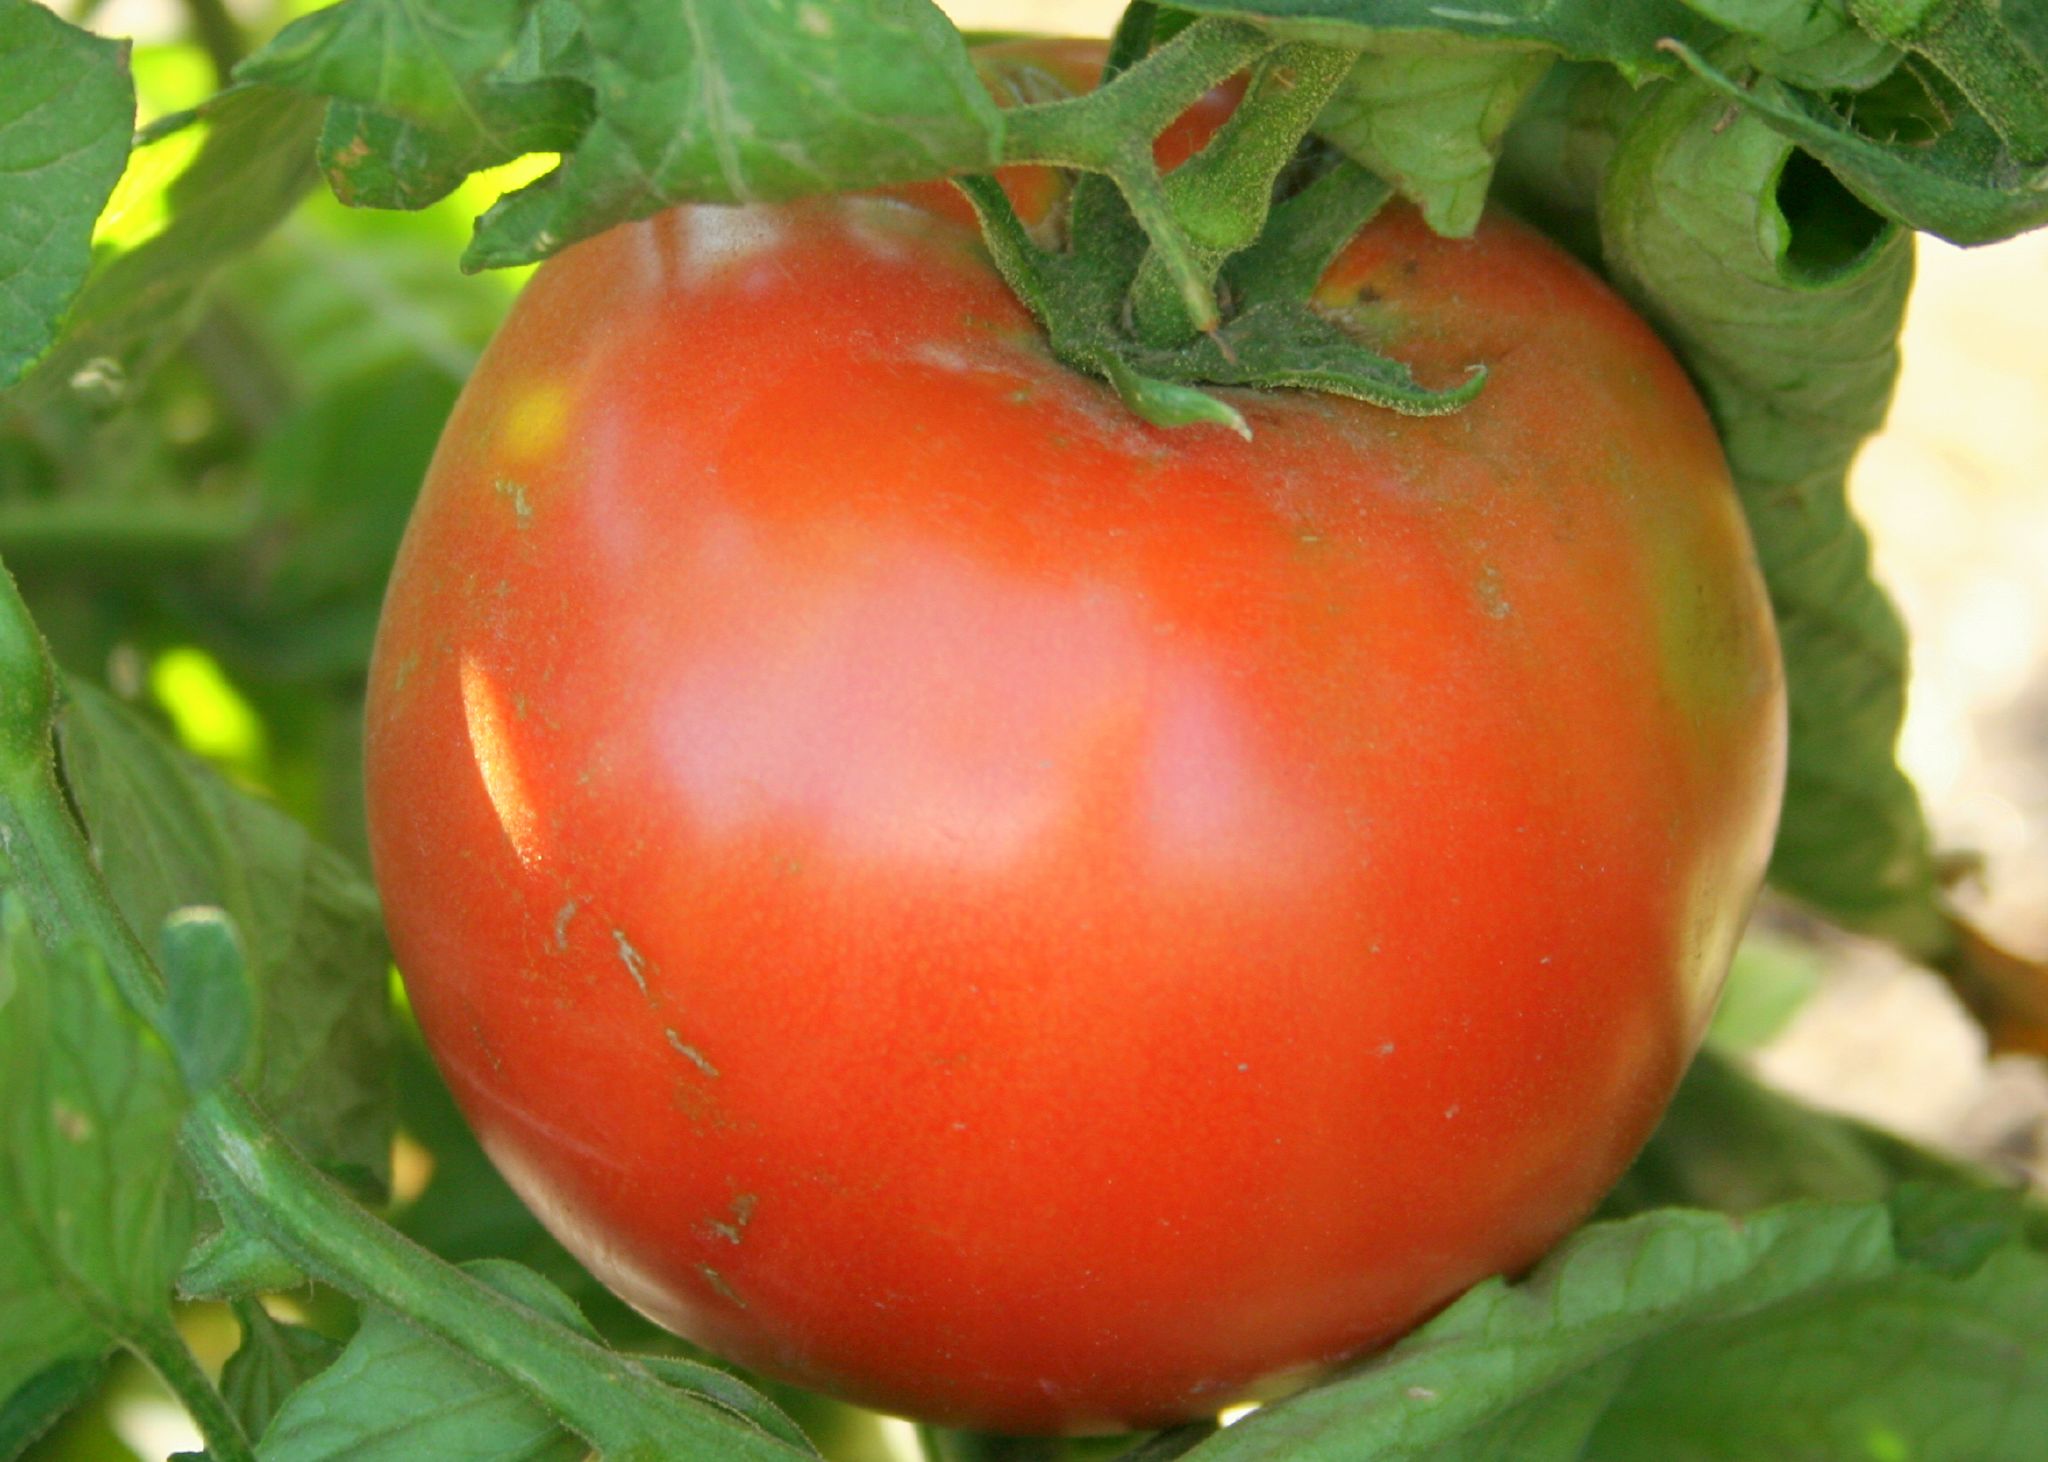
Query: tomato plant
363,80,1785,1421
6,1,2048,1459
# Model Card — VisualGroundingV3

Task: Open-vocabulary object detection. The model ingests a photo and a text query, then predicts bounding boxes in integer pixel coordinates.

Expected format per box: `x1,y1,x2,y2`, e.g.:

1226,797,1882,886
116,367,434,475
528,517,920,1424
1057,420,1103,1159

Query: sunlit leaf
0,0,135,386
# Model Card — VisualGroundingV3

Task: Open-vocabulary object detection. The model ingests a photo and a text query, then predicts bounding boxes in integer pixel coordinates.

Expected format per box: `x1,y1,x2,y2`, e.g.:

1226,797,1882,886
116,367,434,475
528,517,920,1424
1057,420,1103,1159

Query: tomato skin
364,150,1784,1429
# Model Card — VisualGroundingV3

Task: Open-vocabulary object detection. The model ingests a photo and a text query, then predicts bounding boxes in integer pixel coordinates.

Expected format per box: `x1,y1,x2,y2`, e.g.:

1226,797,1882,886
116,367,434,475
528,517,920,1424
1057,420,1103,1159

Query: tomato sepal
957,162,1483,437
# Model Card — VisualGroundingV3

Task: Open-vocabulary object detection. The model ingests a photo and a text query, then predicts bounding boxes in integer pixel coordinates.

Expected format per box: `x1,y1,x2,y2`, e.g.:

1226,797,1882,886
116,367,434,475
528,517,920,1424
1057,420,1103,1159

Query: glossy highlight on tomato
364,78,1785,1434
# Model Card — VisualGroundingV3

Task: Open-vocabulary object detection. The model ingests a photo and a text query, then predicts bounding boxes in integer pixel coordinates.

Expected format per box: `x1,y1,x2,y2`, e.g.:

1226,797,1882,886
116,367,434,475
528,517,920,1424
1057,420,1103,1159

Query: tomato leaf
237,0,593,211
237,0,584,139
1595,78,1952,958
1496,68,1986,961
0,1353,106,1457
1179,1,2048,254
1315,37,1553,237
255,1265,589,1461
1189,1194,2048,1460
179,1218,308,1301
1845,0,2048,165
255,1258,814,1460
54,681,396,1194
1666,43,2048,247
1167,0,1719,82
1678,0,1897,90
0,899,195,1406
1608,1047,2001,1217
0,1177,106,1417
314,104,512,212
225,216,504,392
2,85,321,418
0,0,136,389
1699,934,1823,1053
463,0,1004,269
211,360,466,683
218,1303,342,1446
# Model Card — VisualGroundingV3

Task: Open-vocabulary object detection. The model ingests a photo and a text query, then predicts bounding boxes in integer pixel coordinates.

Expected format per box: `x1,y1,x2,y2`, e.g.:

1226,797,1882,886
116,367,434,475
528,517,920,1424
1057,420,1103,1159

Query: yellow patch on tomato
499,381,571,465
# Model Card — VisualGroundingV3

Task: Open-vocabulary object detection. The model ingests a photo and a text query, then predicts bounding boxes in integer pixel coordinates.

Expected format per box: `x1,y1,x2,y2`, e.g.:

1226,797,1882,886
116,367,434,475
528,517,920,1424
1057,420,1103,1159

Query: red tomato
364,67,1784,1434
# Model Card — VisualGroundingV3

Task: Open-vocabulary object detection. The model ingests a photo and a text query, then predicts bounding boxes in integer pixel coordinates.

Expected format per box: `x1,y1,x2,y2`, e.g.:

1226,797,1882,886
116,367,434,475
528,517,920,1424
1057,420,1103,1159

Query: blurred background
14,0,2048,1455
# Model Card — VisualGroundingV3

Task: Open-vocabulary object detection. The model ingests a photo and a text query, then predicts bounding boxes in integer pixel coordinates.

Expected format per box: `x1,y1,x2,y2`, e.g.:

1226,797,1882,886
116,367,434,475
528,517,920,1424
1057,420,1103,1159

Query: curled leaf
1598,76,1950,957
1666,40,2048,246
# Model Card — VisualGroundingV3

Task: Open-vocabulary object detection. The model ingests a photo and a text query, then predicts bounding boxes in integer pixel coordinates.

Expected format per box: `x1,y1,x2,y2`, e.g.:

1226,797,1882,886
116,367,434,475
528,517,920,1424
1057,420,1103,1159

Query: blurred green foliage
5,7,537,855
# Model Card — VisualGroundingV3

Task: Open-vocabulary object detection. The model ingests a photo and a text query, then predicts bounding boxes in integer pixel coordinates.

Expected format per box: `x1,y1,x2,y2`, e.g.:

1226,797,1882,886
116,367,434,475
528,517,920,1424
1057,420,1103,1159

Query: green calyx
967,13,1486,436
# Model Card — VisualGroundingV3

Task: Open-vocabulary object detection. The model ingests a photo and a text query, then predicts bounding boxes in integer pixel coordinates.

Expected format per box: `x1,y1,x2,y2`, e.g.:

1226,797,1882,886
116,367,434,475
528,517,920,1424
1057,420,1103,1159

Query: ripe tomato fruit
364,58,1784,1435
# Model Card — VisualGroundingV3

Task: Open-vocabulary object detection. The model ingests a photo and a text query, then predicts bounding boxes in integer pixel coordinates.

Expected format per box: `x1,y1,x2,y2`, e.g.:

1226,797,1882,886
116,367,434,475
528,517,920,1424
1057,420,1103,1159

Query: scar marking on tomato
469,1085,635,1175
553,899,580,951
702,1192,757,1245
665,1027,720,1078
698,1264,747,1308
670,1078,741,1134
493,477,533,526
468,1010,505,1073
613,928,652,998
1477,564,1512,619
910,341,973,373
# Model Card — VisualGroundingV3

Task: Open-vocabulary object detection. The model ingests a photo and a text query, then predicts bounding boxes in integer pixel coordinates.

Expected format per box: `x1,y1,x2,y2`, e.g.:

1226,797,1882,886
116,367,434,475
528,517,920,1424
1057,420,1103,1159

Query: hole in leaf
1775,149,1887,278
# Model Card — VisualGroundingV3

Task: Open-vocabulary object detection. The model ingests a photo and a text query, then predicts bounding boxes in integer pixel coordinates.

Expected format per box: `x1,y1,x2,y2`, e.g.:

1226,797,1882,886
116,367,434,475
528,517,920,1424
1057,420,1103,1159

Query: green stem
183,1089,803,1458
1112,153,1216,331
1002,17,1274,330
1129,41,1358,346
179,0,244,87
1933,914,2048,1056
0,569,165,1019
127,1314,256,1462
1003,18,1271,164
1224,158,1393,307
6,780,803,1460
0,501,255,567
